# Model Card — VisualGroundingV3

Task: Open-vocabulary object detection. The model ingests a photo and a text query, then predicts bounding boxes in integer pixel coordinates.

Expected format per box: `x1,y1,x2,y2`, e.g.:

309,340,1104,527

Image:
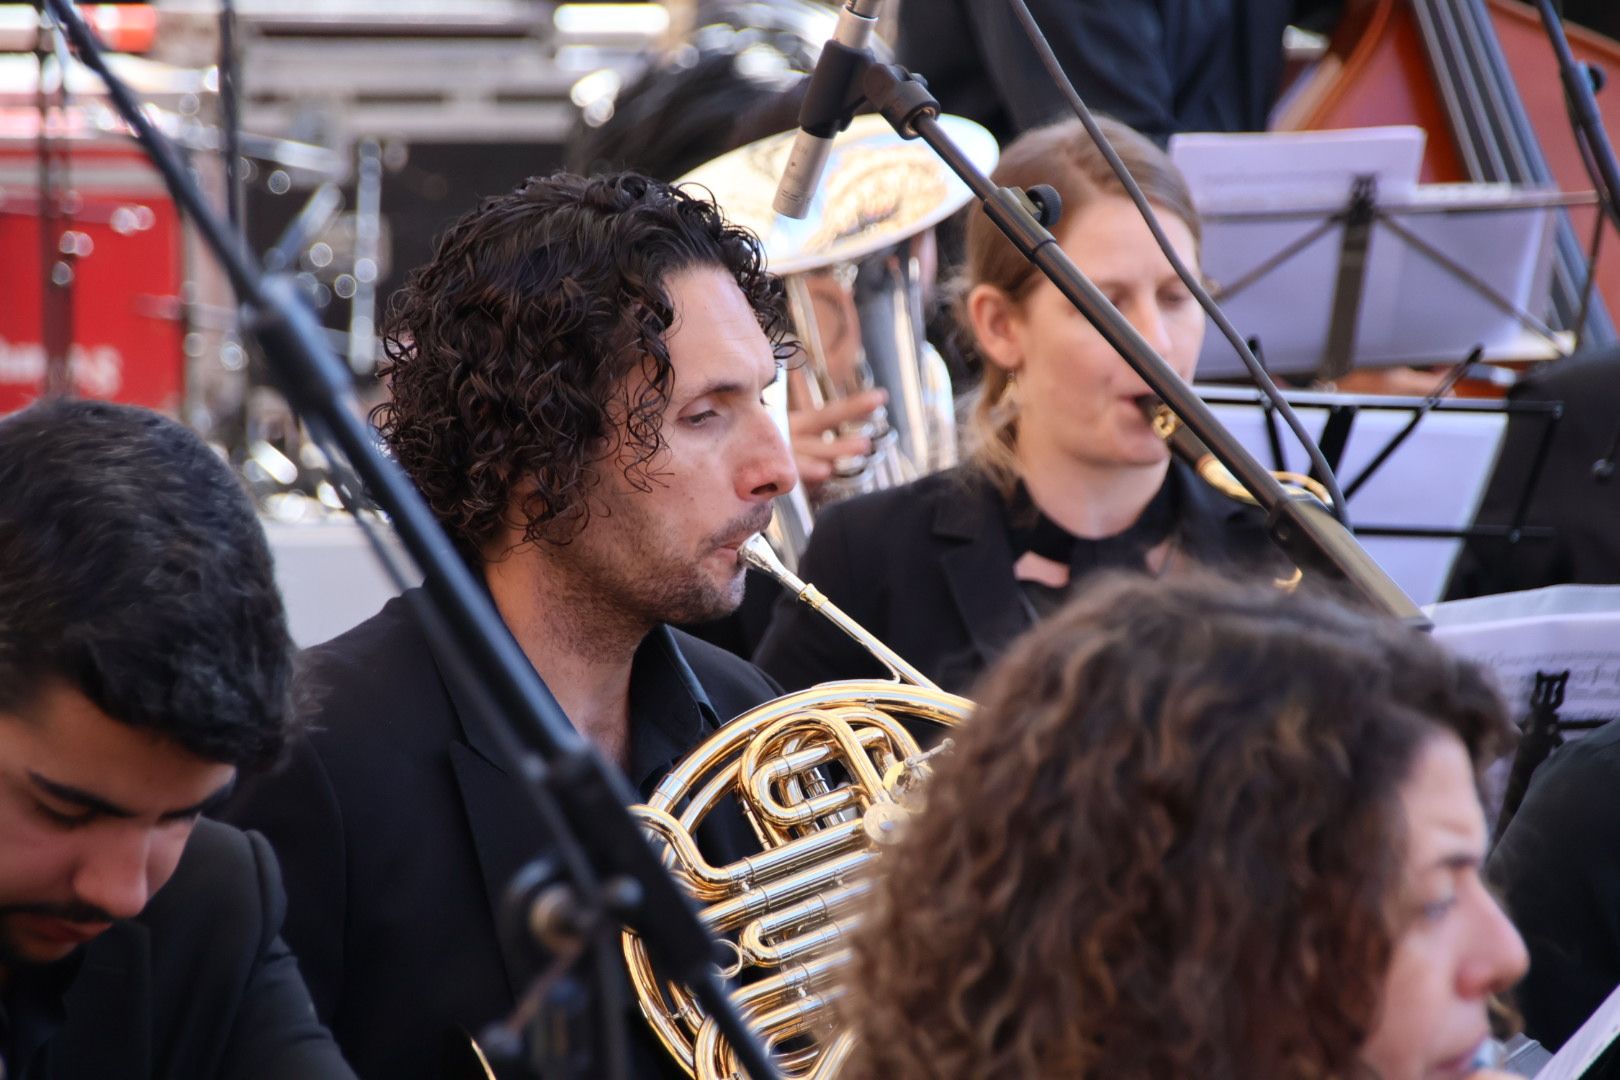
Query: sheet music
1533,979,1620,1079
1170,126,1426,208
1169,126,1556,376
1428,586,1620,724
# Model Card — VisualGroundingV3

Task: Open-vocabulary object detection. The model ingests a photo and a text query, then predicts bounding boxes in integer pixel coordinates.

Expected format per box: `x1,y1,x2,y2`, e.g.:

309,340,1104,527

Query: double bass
1279,0,1620,350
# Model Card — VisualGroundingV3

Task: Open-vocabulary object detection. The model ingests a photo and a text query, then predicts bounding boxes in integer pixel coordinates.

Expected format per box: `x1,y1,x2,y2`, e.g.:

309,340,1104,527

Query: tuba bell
622,537,971,1079
679,113,1000,568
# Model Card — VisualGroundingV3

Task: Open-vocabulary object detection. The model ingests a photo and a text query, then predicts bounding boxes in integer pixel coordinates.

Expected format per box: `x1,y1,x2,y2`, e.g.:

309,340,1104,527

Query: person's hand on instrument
789,388,888,494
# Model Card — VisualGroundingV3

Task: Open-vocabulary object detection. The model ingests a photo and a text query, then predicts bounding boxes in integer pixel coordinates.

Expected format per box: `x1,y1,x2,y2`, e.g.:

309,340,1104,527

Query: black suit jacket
14,820,354,1080
225,591,780,1080
1489,719,1620,1077
896,0,1342,145
753,462,1277,694
1446,347,1620,598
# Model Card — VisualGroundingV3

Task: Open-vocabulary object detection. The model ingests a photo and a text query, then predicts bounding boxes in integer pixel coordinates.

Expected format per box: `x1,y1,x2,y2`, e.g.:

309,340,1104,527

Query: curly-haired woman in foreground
842,573,1527,1080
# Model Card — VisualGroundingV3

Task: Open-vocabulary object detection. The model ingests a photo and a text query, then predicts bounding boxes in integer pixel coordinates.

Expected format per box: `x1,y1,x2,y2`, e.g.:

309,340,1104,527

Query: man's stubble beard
546,524,746,659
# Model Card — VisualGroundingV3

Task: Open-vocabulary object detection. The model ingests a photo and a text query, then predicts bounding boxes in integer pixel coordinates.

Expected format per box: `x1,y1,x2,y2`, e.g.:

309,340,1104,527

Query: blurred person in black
897,0,1345,145
1446,346,1620,598
1490,717,1620,1078
0,398,355,1080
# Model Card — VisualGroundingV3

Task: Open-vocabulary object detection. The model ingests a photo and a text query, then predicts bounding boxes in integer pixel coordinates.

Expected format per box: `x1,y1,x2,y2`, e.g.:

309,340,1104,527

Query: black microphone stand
844,62,1425,623
1532,0,1620,484
40,4,779,1079
1533,0,1620,237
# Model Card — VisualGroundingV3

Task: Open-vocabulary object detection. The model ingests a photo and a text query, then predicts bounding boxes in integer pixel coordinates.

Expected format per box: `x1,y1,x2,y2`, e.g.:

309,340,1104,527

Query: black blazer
1446,346,1620,599
224,591,780,1080
23,820,354,1080
896,0,1340,144
1489,719,1620,1076
753,462,1277,695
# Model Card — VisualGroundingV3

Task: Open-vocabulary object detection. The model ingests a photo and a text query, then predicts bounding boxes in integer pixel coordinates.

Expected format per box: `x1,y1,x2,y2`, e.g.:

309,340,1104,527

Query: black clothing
1,820,355,1080
1490,719,1620,1077
1446,347,1620,599
753,460,1278,695
1567,1,1620,40
224,590,780,1080
896,0,1343,145
1006,474,1181,618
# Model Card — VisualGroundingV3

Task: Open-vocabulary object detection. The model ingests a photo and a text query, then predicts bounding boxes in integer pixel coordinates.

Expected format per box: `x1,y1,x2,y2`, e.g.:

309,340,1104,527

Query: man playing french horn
226,172,798,1080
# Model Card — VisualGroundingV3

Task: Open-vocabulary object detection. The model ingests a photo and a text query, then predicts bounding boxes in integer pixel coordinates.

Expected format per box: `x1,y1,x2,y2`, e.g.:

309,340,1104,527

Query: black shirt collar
625,624,720,797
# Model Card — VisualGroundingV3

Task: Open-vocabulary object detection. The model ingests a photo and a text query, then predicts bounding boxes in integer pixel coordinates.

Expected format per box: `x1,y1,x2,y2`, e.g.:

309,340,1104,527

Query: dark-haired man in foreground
0,398,355,1080
227,172,798,1079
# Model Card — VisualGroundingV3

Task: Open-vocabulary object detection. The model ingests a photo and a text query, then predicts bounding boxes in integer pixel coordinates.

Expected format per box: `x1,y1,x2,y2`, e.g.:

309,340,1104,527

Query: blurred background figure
896,0,1346,145
1490,711,1620,1078
1447,346,1620,597
842,572,1526,1080
754,117,1282,693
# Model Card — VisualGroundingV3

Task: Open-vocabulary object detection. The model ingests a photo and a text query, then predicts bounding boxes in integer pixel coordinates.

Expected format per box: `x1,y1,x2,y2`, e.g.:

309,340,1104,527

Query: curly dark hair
0,399,296,769
376,171,793,560
841,573,1512,1080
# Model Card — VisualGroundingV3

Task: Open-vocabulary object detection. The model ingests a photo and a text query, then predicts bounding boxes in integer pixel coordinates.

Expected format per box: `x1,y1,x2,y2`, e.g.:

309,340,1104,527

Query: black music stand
1197,385,1563,602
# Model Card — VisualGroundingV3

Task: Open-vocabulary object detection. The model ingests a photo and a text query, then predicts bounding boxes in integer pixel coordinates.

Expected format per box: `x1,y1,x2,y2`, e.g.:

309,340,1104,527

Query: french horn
453,534,967,1080
679,113,999,567
622,537,971,1079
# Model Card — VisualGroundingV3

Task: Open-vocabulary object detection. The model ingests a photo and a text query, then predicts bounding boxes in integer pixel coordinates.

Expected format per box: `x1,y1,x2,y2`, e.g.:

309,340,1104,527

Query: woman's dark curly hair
376,171,793,559
842,573,1512,1080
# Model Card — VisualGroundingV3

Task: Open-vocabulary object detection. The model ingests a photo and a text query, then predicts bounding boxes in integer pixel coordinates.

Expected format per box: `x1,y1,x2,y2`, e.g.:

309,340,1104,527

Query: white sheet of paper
1532,979,1620,1079
1428,586,1620,725
1170,126,1427,209
1171,127,1556,376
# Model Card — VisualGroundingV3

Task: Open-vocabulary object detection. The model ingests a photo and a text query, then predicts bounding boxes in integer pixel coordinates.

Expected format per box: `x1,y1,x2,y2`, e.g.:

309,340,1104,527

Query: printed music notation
1429,585,1620,725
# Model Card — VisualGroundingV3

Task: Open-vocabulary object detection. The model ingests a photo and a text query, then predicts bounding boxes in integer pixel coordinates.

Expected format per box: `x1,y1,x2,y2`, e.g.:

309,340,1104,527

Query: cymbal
678,112,999,275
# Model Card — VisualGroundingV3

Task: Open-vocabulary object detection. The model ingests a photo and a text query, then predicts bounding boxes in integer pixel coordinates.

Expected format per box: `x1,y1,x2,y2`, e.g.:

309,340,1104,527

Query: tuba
679,114,999,567
622,537,971,1079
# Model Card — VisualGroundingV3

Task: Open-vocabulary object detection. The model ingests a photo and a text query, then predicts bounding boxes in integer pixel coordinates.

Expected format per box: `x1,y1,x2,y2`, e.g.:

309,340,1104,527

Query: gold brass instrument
1139,396,1323,589
1140,396,1334,510
622,537,972,1080
679,114,999,568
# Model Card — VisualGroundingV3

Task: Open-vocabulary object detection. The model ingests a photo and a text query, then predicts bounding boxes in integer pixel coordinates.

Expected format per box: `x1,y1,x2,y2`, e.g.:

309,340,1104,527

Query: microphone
773,0,884,219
